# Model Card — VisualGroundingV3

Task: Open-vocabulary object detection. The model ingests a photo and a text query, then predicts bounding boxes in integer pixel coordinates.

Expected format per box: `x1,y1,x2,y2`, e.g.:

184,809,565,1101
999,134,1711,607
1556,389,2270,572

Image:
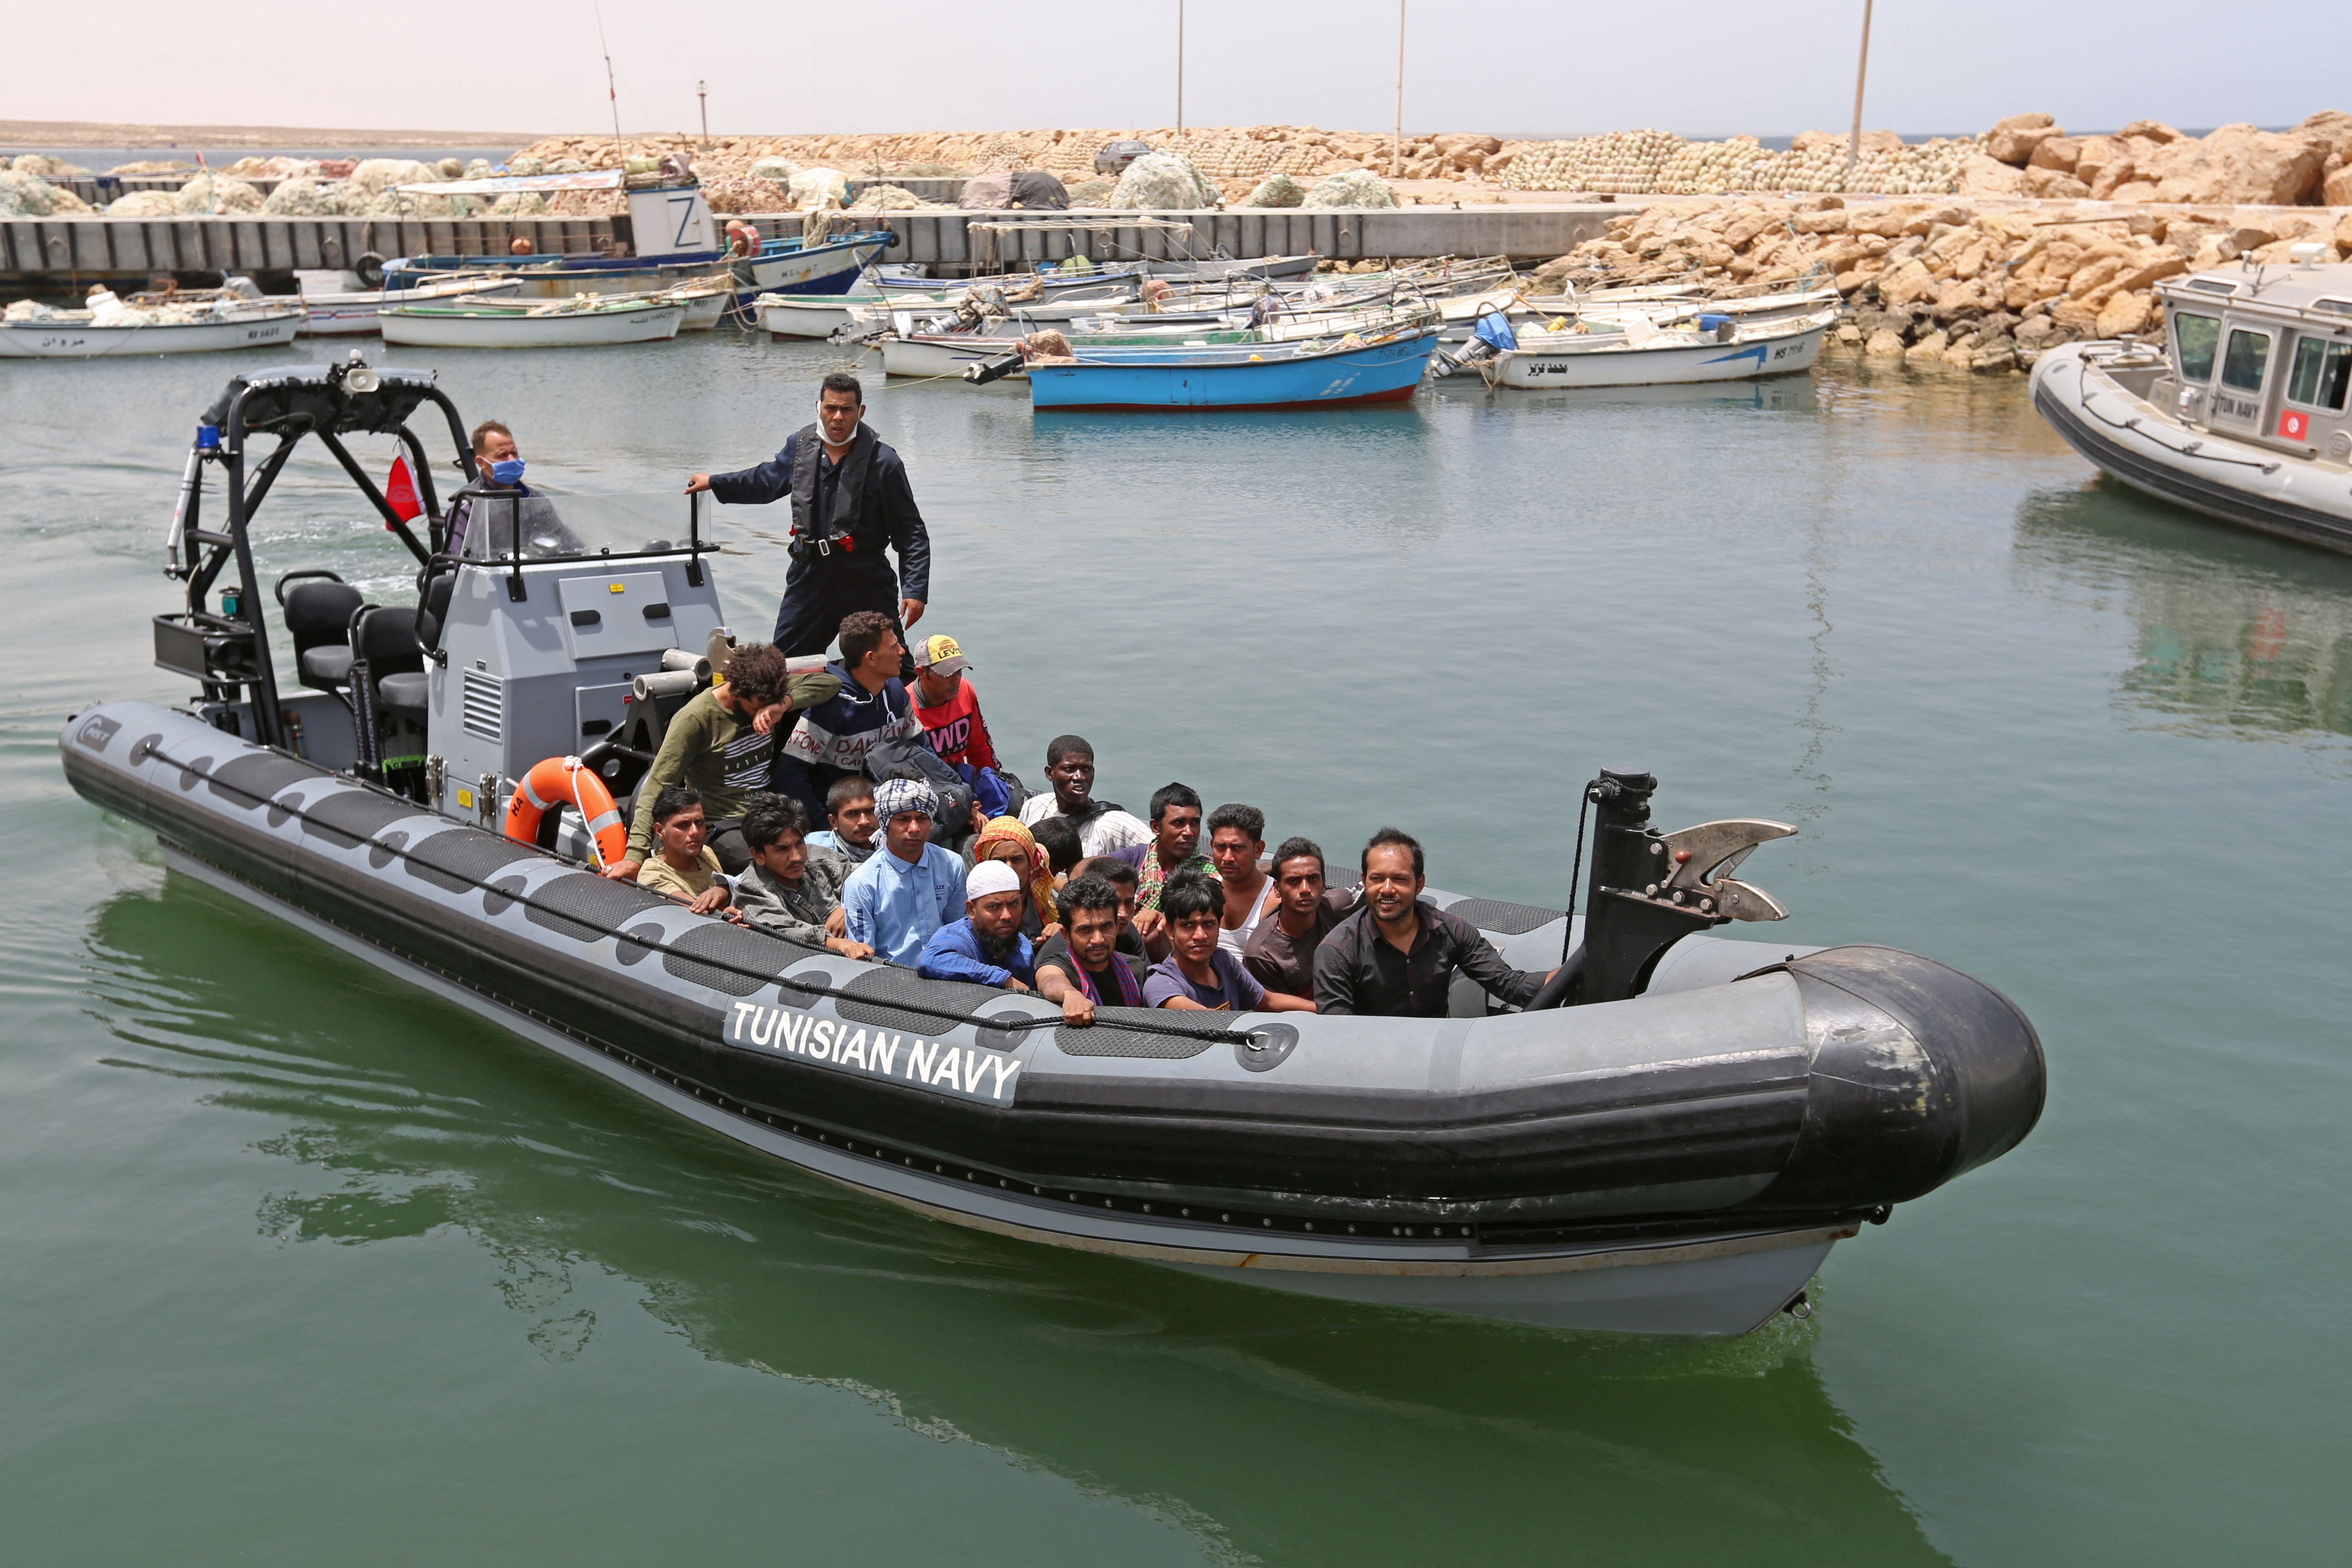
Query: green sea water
2,335,2344,1564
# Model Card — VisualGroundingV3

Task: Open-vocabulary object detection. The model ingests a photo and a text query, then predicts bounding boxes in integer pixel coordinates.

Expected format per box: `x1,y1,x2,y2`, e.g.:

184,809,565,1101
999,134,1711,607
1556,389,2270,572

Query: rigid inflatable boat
60,356,2046,1336
2031,256,2352,554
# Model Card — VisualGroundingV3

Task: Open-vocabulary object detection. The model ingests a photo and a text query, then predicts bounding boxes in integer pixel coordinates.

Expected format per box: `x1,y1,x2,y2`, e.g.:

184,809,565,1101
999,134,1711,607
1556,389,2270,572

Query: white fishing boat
378,294,685,349
293,272,523,336
0,292,305,358
1474,308,1835,390
655,276,736,332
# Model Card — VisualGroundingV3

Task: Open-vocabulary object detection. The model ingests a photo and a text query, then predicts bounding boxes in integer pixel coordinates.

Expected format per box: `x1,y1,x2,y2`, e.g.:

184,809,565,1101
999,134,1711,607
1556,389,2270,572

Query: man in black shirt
1314,829,1552,1017
1035,875,1151,1025
686,373,931,658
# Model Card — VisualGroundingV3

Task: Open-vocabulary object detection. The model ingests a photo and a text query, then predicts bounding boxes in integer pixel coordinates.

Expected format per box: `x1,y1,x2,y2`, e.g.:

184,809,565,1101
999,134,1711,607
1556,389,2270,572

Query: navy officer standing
686,372,930,657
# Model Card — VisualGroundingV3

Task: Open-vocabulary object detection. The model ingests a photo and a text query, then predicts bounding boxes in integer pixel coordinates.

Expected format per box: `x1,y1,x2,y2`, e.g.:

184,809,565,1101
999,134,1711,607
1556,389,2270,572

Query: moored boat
379,295,685,348
0,292,305,358
1482,309,1834,390
2030,255,2352,554
294,272,523,336
1027,328,1442,410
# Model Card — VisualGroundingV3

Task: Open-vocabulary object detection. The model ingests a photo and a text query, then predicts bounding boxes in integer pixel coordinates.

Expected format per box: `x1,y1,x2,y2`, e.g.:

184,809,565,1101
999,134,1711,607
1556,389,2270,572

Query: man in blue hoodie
771,609,925,823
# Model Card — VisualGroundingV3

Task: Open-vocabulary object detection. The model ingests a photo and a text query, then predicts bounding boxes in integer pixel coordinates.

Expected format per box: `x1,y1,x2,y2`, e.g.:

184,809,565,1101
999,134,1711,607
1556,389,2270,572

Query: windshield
452,486,704,563
2172,312,2220,382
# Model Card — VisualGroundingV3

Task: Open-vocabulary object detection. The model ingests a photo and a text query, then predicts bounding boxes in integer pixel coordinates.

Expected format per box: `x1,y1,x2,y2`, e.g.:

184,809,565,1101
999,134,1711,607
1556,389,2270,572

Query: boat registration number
723,1001,1022,1104
2213,392,2261,421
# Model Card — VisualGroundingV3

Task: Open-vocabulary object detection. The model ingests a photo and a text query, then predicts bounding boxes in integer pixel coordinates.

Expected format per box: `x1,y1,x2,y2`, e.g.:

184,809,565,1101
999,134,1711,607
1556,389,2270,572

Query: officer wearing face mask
445,419,584,560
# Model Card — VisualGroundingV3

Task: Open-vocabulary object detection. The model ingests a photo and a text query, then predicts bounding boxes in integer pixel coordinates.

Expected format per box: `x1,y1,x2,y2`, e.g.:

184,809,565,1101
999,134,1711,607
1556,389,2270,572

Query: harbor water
1,337,2344,1564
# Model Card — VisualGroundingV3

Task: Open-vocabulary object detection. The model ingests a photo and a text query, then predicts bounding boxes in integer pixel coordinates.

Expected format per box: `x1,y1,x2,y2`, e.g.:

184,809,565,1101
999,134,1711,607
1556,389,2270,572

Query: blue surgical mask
489,458,526,486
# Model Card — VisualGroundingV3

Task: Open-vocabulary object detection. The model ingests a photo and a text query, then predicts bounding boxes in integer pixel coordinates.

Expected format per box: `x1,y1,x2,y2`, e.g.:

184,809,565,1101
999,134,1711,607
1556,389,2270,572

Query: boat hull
60,700,2045,1335
383,234,889,304
1029,331,1439,410
379,302,685,347
1495,321,1828,389
0,310,305,358
295,278,524,336
2030,342,2352,555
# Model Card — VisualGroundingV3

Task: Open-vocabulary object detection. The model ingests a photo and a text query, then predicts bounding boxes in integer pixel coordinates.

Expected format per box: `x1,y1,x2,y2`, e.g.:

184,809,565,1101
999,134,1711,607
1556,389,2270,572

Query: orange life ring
505,756,629,868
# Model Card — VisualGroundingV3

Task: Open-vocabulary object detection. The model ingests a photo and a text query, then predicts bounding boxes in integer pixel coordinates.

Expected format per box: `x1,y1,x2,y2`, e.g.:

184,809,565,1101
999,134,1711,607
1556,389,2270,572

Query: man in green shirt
603,642,839,882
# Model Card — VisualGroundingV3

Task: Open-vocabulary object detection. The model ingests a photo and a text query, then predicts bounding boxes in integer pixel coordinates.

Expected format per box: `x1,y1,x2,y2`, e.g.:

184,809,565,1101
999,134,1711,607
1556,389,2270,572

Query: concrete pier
0,204,1624,290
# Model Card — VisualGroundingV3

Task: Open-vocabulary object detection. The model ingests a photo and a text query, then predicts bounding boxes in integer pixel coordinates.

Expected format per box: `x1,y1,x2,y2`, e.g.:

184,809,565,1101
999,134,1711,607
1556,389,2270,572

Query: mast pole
1176,0,1185,137
1846,0,1874,174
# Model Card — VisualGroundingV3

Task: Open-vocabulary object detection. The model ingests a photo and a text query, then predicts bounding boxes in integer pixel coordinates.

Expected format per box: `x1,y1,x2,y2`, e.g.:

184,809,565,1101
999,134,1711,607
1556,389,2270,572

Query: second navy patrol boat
60,355,2046,1336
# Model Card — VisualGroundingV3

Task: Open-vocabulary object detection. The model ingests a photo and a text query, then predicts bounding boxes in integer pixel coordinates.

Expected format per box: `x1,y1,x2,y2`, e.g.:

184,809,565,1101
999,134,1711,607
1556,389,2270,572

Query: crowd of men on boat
484,371,1553,1021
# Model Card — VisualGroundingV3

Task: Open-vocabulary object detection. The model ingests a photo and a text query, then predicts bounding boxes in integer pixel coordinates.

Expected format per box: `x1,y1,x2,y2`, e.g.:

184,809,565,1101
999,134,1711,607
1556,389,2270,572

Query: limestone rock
2142,124,2327,205
2324,165,2352,206
2029,136,2081,174
1791,208,1848,234
1971,337,2020,372
2118,119,2183,145
2336,212,2352,251
1987,112,2060,166
2292,109,2352,164
1864,327,1907,357
1956,153,2028,196
1906,328,1951,361
2097,290,2152,338
2023,167,2091,199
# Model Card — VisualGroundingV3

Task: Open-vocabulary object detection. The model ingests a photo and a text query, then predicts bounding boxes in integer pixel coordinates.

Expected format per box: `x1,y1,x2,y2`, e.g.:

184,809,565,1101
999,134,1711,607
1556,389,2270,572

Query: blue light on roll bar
196,424,220,451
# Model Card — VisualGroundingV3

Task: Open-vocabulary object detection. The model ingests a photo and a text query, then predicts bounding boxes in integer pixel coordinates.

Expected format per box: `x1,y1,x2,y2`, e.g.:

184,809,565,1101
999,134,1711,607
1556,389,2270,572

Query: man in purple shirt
1144,872,1314,1015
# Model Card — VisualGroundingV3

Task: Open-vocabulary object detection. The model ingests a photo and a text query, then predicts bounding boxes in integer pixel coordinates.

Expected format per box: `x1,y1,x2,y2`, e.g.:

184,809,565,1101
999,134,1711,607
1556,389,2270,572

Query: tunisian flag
384,454,423,527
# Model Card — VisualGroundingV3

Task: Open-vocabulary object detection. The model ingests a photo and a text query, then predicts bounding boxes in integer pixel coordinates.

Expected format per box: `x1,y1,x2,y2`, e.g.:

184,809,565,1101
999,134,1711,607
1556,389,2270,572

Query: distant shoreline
0,120,546,150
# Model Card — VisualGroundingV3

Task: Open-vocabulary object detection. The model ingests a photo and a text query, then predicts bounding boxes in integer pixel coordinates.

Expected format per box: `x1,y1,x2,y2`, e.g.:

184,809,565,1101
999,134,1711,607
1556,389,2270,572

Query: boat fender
505,755,628,868
884,229,902,249
354,252,387,290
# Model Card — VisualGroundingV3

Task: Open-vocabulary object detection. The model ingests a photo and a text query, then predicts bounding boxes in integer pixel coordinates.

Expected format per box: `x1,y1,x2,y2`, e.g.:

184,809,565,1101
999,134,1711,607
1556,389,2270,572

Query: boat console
156,352,723,853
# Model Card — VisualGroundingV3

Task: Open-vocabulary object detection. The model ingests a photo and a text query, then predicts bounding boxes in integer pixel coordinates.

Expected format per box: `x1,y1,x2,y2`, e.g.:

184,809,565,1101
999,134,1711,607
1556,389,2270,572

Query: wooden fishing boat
379,295,685,349
1027,329,1441,410
0,294,305,358
1482,309,1834,390
294,273,522,336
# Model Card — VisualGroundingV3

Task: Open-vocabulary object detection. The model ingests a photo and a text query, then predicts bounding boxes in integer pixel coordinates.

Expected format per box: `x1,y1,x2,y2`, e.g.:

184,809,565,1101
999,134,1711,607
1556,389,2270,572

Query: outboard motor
1535,767,1794,1007
1434,307,1518,377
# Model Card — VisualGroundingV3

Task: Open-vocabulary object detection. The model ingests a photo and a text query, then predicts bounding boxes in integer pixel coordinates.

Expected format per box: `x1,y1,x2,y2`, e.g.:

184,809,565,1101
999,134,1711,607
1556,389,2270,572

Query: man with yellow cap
908,633,999,774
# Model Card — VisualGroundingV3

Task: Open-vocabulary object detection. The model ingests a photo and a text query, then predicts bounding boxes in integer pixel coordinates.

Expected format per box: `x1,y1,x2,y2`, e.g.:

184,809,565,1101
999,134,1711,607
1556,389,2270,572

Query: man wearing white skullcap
915,858,1037,990
840,775,967,965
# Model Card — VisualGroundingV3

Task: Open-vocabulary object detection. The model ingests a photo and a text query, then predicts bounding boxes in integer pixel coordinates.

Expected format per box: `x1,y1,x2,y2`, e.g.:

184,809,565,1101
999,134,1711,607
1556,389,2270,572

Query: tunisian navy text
724,1002,1022,1103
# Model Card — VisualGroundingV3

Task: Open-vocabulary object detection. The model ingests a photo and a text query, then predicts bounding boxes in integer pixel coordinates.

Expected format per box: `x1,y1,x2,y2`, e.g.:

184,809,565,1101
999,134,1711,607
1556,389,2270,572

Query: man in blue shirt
685,373,932,659
915,860,1036,990
840,777,967,966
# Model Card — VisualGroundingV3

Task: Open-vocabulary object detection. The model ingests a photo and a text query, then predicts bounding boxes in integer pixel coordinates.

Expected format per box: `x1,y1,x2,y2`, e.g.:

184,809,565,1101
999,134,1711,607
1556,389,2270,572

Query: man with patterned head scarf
839,776,968,966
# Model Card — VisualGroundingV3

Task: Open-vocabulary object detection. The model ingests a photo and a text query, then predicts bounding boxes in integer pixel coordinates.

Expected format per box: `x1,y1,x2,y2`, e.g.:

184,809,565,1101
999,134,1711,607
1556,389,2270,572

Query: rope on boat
145,742,1260,1047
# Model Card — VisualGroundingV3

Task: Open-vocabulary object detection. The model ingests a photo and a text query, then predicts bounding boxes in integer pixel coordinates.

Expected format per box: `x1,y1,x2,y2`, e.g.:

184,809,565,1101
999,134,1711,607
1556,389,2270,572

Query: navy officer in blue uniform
686,372,931,657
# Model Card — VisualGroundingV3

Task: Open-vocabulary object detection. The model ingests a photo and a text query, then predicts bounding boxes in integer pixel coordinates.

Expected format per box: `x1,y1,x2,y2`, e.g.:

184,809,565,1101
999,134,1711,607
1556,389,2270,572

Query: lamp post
1176,0,1185,136
1846,0,1874,174
1392,0,1406,178
697,79,709,149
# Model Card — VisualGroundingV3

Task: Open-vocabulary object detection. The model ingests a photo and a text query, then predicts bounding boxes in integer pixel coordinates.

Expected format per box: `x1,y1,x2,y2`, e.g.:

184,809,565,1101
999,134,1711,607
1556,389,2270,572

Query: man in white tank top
1207,802,1279,954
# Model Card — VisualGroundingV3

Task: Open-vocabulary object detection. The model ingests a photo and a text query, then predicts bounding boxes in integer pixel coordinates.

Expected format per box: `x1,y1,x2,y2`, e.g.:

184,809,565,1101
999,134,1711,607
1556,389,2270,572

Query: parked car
1094,140,1153,176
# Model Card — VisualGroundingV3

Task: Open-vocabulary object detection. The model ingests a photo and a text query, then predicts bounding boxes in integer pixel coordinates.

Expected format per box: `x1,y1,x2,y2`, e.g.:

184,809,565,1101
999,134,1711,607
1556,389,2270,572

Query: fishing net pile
700,175,784,214
1064,177,1114,207
1495,129,1980,196
1301,171,1396,209
261,176,342,215
104,190,179,217
1107,152,1218,209
849,183,945,211
748,156,799,181
788,167,849,210
169,174,267,214
0,169,93,216
215,155,323,180
13,153,88,178
1241,172,1306,207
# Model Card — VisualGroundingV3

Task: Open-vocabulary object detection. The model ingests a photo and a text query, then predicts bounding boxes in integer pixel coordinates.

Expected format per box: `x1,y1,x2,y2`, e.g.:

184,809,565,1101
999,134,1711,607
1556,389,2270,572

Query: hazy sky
12,0,2342,142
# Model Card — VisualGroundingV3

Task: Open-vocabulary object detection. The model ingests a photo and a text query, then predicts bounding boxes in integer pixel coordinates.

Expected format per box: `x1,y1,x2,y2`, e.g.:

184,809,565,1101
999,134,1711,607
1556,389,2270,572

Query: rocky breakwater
1538,195,2352,374
1961,110,2352,206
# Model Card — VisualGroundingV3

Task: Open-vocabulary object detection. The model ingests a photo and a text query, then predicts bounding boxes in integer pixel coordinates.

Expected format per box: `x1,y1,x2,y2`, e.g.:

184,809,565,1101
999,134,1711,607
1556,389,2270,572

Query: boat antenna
595,1,626,176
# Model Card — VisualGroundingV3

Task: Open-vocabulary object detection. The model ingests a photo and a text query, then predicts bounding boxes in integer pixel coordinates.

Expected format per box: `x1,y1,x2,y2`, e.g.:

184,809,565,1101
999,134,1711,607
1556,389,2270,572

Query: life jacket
788,422,885,557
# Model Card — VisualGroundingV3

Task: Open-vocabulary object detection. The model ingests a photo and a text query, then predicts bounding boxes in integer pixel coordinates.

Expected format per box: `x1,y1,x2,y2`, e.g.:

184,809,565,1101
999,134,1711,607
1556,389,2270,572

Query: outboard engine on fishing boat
1434,307,1519,377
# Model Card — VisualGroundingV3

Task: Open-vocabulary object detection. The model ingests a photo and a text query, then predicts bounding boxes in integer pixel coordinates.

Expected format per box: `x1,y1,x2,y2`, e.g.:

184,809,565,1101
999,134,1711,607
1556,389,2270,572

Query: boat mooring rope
143,742,1260,1048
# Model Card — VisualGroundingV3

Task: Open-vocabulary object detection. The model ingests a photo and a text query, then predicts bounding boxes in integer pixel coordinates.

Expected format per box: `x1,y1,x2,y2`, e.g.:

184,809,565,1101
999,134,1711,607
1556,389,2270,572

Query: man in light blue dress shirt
841,777,968,966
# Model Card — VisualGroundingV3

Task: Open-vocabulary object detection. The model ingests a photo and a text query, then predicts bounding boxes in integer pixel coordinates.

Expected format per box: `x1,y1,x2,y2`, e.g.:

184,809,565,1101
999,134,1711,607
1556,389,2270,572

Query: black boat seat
300,645,355,686
278,574,366,696
377,671,431,714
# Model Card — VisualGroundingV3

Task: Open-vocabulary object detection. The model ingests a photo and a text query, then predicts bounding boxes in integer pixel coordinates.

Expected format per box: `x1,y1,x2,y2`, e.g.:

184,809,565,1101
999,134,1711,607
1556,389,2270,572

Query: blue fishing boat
1026,330,1440,411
